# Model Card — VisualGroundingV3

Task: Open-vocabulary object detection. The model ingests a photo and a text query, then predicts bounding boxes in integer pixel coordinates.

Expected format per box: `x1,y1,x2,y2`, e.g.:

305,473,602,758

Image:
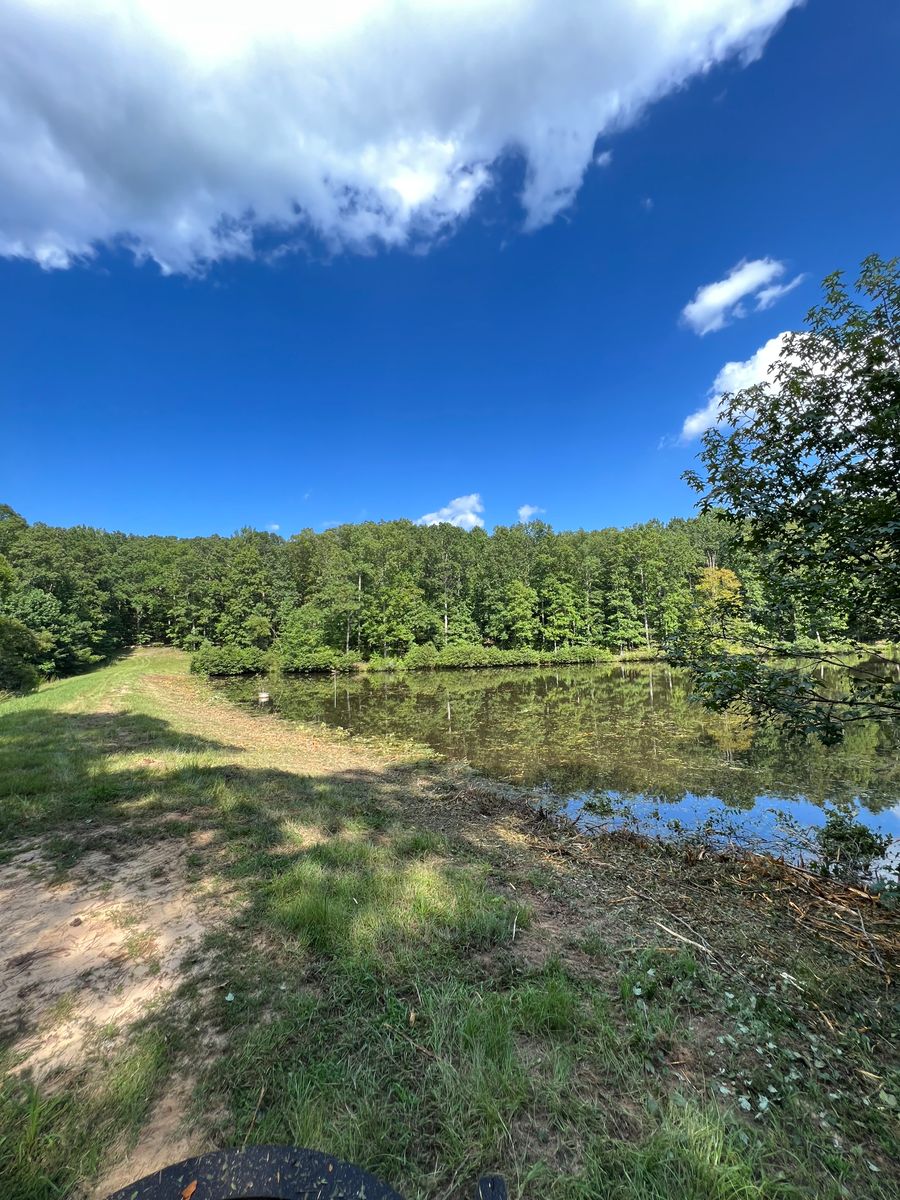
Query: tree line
0,502,875,689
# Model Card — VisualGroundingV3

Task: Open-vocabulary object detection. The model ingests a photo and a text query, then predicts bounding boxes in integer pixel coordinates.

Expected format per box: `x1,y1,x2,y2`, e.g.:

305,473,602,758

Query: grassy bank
1,650,897,1199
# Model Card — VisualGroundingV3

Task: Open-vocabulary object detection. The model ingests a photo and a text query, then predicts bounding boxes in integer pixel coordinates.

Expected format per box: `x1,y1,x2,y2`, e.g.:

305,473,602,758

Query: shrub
403,642,439,670
432,643,506,669
544,645,613,665
281,648,358,673
364,654,406,673
429,643,611,670
434,643,488,668
816,810,893,883
190,643,267,676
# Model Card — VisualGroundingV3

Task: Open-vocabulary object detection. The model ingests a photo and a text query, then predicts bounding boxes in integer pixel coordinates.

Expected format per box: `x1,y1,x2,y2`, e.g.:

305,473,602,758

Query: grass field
0,650,897,1199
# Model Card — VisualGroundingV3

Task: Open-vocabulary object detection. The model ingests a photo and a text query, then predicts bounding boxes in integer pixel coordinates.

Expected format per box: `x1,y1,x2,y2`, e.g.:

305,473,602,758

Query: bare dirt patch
0,834,217,1078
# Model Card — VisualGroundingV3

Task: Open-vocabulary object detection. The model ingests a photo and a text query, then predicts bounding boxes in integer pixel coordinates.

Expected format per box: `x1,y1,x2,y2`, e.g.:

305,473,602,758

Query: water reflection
215,663,900,848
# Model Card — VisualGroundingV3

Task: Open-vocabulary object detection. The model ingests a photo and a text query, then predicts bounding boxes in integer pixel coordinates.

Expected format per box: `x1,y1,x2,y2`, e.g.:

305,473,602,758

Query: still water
216,663,900,853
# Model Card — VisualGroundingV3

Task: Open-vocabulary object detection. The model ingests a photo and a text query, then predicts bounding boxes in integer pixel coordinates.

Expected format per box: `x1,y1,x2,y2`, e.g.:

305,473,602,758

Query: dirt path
0,658,868,1076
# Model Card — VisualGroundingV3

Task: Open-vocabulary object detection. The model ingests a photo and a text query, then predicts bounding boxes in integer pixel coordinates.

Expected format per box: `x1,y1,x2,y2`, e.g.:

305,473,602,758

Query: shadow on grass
0,704,529,974
0,707,243,842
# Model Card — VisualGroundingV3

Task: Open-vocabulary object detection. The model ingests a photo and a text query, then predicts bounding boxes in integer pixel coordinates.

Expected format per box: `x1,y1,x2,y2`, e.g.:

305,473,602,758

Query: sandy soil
0,830,227,1195
0,836,215,1079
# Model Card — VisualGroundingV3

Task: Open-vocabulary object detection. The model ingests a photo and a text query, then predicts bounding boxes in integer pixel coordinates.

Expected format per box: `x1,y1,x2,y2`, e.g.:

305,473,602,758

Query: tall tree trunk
356,574,362,653
638,565,651,649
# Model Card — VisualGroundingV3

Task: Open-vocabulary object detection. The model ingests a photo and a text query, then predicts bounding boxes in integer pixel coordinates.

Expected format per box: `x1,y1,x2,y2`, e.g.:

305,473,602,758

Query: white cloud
417,493,484,531
594,150,613,168
267,522,281,531
681,258,803,335
679,332,788,441
0,1,798,272
517,504,545,522
755,274,805,309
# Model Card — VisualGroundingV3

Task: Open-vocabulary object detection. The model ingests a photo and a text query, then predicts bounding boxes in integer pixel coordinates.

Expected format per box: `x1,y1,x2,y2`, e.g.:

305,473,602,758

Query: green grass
0,650,897,1199
0,1025,175,1200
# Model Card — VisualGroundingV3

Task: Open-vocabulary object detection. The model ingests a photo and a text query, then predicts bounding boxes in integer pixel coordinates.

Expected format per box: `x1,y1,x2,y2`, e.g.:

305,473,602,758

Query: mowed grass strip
0,650,897,1200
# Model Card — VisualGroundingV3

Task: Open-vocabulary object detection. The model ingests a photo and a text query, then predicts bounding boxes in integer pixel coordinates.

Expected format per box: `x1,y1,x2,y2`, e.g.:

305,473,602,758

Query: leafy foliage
683,255,900,740
190,643,268,676
2,260,897,709
815,810,893,883
0,615,42,694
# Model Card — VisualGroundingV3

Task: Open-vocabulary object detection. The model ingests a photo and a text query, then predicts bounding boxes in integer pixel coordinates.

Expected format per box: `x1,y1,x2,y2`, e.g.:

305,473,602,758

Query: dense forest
0,501,879,687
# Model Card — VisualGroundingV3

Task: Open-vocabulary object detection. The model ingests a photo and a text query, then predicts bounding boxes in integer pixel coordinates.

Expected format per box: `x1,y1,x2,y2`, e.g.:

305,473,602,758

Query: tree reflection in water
216,661,900,849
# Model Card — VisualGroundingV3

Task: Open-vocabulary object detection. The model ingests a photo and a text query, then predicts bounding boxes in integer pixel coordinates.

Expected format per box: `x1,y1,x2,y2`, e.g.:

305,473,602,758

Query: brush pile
727,855,899,982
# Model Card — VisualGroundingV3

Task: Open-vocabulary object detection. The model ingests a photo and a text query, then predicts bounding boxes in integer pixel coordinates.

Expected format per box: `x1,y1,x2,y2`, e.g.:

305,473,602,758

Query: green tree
683,255,900,740
444,600,481,646
1,492,814,678
215,529,283,647
692,567,745,641
540,576,579,648
0,615,42,693
5,524,123,672
605,574,645,651
0,505,27,557
278,603,328,656
362,575,437,658
492,580,539,649
0,551,41,692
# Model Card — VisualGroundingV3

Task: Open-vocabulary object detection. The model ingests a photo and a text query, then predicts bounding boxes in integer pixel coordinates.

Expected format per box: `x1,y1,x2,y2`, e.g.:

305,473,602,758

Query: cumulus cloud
679,332,788,441
681,258,804,335
0,0,798,272
417,494,485,531
517,504,545,522
267,523,281,531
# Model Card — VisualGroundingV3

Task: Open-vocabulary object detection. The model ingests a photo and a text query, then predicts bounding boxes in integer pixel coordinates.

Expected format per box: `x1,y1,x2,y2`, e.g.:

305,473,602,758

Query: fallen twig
653,920,713,957
241,1083,267,1150
855,906,888,978
394,1027,441,1061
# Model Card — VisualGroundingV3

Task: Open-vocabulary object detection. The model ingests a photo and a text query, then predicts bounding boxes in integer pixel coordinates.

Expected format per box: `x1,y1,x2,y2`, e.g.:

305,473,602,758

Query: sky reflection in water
216,662,900,851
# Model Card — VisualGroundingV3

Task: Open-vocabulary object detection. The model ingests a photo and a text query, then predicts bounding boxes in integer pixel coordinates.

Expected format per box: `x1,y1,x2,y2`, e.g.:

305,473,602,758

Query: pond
214,661,900,856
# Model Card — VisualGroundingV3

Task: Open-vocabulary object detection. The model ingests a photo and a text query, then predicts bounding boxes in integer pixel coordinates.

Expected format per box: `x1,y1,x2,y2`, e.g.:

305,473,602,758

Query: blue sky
1,0,897,538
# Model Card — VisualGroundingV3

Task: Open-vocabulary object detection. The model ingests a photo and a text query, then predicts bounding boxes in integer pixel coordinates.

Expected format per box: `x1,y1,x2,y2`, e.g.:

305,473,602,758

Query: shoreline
190,639,891,680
